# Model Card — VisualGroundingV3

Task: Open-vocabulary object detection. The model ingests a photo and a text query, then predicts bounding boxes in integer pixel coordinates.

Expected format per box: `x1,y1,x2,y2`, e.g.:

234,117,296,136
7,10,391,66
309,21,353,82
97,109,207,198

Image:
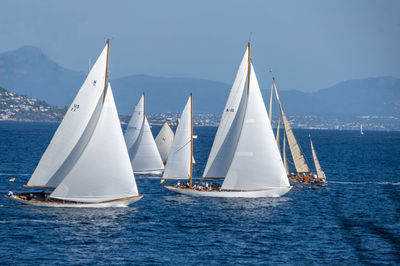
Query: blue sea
0,121,399,265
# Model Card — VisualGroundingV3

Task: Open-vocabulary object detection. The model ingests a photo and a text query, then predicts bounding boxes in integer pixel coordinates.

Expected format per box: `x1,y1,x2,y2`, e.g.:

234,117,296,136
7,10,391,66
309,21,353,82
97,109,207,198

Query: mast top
103,40,110,103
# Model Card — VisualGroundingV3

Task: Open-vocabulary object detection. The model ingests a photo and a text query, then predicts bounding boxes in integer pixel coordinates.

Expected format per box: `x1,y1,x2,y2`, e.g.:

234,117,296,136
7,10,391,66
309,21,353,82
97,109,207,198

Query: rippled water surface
0,121,399,264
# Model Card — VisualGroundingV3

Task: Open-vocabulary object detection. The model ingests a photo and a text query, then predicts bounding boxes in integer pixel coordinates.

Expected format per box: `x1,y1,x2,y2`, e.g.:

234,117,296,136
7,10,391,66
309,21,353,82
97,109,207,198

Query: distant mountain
0,46,399,116
0,86,65,121
279,76,400,116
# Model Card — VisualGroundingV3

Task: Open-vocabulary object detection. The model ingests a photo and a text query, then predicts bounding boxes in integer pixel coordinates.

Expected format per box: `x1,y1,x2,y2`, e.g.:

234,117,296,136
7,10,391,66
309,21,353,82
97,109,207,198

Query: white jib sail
310,137,326,180
130,117,164,172
124,95,144,152
222,64,290,190
155,122,175,164
203,47,248,178
50,84,139,202
162,96,192,180
27,43,109,188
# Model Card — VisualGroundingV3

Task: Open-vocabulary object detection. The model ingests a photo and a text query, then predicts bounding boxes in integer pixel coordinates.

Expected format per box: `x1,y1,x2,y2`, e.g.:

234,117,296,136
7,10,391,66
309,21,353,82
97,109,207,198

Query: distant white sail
27,44,109,188
124,94,164,173
163,96,192,180
125,96,144,152
273,81,310,173
203,47,248,178
50,83,139,202
155,122,175,164
310,136,326,180
222,64,289,190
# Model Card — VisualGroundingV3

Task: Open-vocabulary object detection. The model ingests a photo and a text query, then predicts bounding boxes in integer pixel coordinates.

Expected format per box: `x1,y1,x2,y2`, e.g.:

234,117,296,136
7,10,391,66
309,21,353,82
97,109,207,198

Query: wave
329,181,400,185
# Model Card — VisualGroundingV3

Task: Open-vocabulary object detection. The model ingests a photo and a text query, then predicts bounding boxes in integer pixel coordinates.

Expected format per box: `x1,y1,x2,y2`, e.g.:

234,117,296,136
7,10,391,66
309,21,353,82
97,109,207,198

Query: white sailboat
124,94,164,174
165,43,291,198
161,94,194,185
309,135,327,183
6,41,142,207
155,122,175,165
360,124,364,135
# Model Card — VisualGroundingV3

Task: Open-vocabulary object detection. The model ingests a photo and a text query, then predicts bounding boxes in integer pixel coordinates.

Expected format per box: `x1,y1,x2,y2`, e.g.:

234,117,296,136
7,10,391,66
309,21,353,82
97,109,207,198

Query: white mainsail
124,94,164,172
273,80,310,173
221,63,289,190
310,136,326,180
203,47,248,178
50,84,139,202
162,95,192,180
155,122,175,164
26,43,109,188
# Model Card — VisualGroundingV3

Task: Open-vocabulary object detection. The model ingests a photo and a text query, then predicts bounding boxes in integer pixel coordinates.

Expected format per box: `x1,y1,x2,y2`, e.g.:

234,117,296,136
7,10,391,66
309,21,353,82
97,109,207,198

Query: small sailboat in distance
165,43,291,197
360,124,364,135
124,93,164,174
155,122,175,165
309,135,327,183
5,41,143,207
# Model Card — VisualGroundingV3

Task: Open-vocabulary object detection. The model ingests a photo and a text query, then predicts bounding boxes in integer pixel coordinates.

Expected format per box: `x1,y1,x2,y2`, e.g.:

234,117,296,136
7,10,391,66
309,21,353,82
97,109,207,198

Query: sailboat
360,124,364,135
5,41,143,207
309,135,327,183
155,122,175,165
164,43,291,198
272,77,326,184
161,94,194,186
124,94,164,174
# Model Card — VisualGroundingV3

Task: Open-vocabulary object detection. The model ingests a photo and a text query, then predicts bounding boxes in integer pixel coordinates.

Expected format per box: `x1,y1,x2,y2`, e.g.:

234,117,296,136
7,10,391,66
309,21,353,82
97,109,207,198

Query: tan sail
273,78,310,173
276,118,281,152
283,132,289,175
310,136,326,180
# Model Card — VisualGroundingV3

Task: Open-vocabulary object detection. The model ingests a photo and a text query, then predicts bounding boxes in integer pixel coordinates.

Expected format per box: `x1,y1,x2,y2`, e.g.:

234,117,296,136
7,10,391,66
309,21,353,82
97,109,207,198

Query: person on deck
8,190,13,197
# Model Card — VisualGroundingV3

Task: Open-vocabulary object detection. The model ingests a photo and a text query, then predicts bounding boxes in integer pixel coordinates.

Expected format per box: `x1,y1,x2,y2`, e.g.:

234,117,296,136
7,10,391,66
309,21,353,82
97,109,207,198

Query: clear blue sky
1,0,399,91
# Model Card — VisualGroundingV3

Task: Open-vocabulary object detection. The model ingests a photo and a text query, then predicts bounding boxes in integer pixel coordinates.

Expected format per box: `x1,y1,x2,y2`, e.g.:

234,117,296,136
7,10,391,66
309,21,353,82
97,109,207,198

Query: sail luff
103,39,110,102
269,84,274,124
273,79,310,173
189,93,193,187
310,136,326,180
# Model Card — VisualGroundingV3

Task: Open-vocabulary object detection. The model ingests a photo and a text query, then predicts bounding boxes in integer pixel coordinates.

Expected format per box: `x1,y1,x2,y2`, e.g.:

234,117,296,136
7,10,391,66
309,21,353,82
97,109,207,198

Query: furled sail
26,43,109,188
310,136,326,180
221,63,289,190
124,94,164,172
203,47,248,178
50,84,139,202
273,80,310,173
155,122,175,164
162,95,192,180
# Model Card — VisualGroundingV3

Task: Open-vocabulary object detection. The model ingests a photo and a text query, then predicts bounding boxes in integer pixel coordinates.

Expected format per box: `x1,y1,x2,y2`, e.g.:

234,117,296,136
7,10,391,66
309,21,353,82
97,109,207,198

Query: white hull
164,186,292,198
5,194,143,208
133,169,163,175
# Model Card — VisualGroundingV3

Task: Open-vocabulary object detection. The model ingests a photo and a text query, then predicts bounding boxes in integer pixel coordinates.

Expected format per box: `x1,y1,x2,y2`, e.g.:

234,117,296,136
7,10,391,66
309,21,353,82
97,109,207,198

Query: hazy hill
0,46,399,116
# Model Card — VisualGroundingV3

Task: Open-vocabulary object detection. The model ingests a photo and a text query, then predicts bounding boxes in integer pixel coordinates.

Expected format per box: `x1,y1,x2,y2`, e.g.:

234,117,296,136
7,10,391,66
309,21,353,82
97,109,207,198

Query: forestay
203,48,248,178
27,44,109,188
162,96,192,180
155,122,175,164
222,64,289,190
50,84,139,202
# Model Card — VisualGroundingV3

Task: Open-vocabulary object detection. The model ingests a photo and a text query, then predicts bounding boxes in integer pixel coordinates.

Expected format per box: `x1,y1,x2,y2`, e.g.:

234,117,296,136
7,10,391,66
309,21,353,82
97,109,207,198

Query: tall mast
247,42,251,94
189,93,193,187
269,83,274,124
103,39,110,102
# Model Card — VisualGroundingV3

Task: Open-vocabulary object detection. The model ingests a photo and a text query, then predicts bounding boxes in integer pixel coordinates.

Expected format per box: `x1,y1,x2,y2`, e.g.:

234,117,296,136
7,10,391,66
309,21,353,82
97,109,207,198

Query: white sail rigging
162,95,192,180
310,136,326,181
124,94,164,173
26,43,109,188
276,118,281,152
203,48,248,178
273,80,310,173
221,63,289,190
50,84,139,202
155,122,175,164
283,132,289,175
